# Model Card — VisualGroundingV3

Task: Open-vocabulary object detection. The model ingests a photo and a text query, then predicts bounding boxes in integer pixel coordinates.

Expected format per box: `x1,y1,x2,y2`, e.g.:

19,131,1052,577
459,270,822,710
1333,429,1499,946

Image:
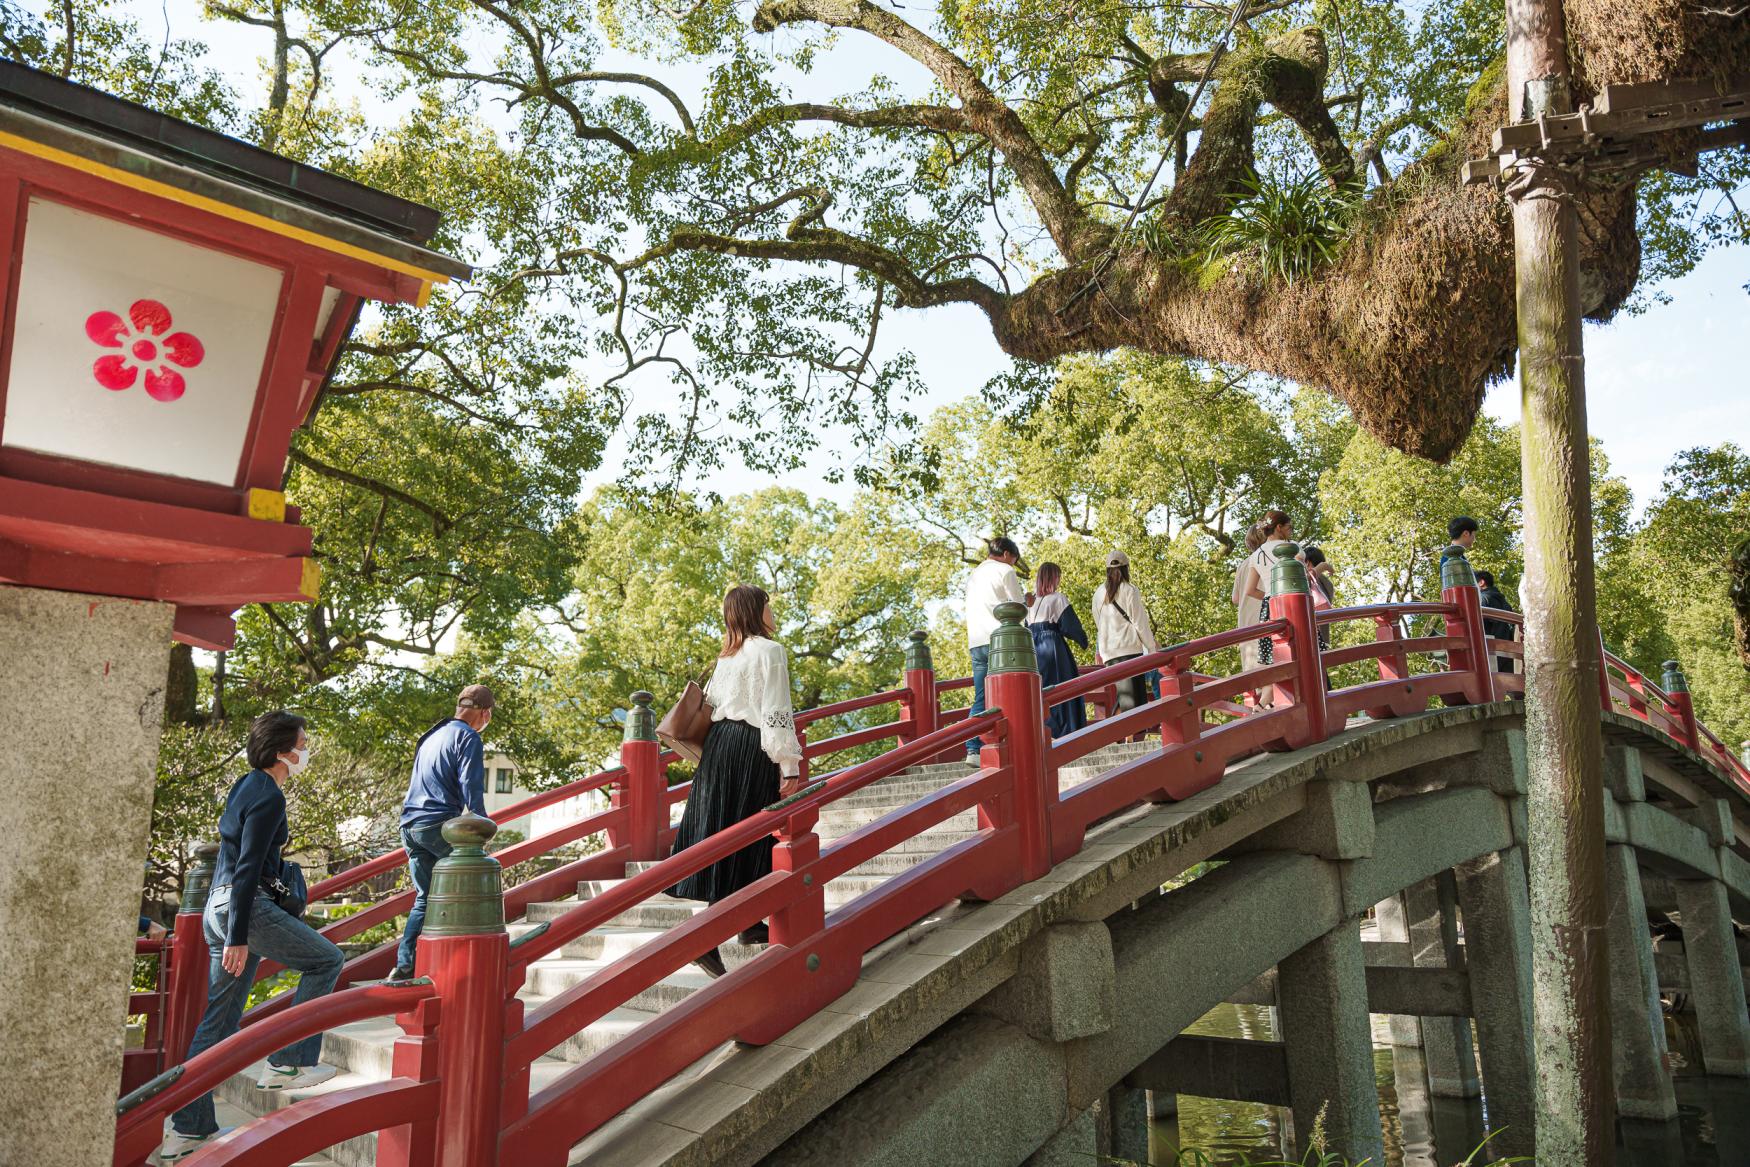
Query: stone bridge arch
581,703,1750,1167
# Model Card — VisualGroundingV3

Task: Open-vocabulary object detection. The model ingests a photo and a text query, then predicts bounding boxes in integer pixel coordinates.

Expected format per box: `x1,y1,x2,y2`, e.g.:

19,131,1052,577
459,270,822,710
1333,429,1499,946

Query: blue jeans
966,644,991,755
394,823,453,972
171,890,344,1136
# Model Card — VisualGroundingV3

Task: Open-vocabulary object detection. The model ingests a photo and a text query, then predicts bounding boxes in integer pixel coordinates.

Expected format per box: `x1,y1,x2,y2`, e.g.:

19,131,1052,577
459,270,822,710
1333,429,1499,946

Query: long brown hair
1104,563,1130,604
721,584,772,657
1035,562,1062,595
1249,509,1291,551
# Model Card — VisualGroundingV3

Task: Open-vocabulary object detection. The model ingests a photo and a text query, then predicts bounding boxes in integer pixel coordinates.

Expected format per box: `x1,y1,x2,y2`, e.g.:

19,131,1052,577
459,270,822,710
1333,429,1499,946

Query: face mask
282,747,311,777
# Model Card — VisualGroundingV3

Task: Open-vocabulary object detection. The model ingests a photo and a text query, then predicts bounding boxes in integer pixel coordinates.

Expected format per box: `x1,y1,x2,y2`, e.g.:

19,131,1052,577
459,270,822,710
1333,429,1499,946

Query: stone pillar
1605,845,1678,1117
1674,876,1750,1076
1023,1106,1097,1167
1454,847,1537,1160
0,586,174,1167
1372,893,1423,1046
1406,873,1482,1098
1106,1083,1150,1165
1276,921,1385,1165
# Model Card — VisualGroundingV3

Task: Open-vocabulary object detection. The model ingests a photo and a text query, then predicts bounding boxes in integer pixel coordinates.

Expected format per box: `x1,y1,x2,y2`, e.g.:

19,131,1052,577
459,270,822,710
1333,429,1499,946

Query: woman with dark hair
1302,545,1335,655
1233,510,1296,707
1090,551,1159,713
1026,562,1088,737
160,711,345,1162
667,584,804,977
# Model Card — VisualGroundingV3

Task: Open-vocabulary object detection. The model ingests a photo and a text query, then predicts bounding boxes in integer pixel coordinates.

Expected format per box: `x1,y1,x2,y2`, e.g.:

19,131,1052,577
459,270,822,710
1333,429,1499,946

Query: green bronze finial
1268,542,1309,596
987,600,1038,674
904,629,934,672
1440,545,1478,589
1662,660,1689,694
179,842,220,914
624,690,657,744
423,812,504,937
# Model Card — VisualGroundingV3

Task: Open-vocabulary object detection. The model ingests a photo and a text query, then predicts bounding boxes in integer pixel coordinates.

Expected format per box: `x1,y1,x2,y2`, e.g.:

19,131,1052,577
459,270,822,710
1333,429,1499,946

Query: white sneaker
158,1128,232,1161
256,1063,338,1090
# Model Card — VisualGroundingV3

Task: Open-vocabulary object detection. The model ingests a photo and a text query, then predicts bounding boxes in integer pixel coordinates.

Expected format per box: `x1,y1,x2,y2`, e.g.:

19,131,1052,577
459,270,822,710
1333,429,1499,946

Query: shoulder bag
657,671,715,764
264,856,308,919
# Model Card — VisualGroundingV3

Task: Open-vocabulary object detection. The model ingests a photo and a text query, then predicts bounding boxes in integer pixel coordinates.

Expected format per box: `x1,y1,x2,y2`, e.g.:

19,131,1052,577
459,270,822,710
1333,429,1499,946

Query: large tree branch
287,447,454,534
751,0,1107,260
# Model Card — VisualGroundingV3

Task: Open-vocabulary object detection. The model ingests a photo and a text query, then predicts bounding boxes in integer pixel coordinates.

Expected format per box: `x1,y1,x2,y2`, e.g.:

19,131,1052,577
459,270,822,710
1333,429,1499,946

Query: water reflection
1143,1003,1750,1166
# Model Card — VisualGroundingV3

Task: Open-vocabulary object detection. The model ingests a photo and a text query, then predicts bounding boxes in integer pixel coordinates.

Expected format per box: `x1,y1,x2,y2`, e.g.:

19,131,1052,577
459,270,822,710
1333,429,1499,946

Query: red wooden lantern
0,64,470,649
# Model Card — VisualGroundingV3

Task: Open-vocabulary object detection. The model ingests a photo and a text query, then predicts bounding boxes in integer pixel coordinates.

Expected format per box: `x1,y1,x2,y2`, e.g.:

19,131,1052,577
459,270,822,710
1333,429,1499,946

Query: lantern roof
0,61,472,284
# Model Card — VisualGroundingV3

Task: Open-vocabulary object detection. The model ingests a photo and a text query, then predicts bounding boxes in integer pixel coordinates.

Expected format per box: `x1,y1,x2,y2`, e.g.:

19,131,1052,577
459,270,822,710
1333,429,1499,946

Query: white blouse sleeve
757,642,804,778
1130,584,1160,652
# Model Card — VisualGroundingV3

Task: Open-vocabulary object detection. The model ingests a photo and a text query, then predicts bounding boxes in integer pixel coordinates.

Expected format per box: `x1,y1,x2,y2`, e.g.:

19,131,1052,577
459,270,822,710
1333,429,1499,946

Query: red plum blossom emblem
84,299,205,402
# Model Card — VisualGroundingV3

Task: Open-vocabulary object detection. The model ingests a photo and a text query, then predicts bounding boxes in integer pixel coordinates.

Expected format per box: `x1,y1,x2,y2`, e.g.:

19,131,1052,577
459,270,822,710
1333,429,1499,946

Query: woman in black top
161,712,346,1162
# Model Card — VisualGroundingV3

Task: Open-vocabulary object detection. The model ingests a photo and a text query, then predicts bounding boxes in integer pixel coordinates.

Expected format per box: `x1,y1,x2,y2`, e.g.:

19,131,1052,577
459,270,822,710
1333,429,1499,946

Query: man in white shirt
964,536,1028,759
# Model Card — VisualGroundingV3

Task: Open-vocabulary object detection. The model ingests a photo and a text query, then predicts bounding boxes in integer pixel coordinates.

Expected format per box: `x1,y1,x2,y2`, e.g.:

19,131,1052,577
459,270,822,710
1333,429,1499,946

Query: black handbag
264,857,308,918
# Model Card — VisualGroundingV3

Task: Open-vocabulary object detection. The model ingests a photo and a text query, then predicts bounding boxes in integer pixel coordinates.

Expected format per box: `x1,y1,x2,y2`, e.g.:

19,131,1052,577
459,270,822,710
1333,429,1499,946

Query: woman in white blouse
1232,509,1294,706
1090,551,1159,712
667,584,804,977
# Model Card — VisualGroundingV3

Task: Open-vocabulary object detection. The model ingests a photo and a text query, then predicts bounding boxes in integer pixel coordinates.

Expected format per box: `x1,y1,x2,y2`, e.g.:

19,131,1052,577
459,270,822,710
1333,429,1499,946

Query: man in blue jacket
386,684,494,982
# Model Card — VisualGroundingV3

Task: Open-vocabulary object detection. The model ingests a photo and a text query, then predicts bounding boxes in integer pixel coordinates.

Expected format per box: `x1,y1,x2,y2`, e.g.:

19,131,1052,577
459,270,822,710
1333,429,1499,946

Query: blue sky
110,0,1750,514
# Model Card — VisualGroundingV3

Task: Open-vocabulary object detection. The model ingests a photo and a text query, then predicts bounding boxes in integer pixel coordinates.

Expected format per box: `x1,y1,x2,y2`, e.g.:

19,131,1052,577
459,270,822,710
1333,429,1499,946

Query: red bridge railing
117,546,1749,1165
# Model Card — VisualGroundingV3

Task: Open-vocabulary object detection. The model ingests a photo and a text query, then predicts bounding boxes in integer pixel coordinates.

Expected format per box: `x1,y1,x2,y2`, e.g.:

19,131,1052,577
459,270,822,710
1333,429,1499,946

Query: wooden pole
1504,0,1614,1158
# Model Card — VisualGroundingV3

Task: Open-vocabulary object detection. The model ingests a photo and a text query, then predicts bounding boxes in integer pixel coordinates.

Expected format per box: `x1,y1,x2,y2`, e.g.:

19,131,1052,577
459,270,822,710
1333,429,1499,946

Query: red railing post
1266,543,1329,748
163,841,218,1064
1662,660,1701,749
901,630,938,744
769,806,824,947
1439,548,1498,706
621,691,665,862
983,601,1053,881
422,814,507,1167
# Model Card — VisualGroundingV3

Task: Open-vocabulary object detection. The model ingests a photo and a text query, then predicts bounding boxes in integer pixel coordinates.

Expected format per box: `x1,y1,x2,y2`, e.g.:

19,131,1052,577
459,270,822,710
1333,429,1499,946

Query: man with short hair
964,537,1027,760
386,684,494,983
1444,515,1479,560
1475,570,1519,681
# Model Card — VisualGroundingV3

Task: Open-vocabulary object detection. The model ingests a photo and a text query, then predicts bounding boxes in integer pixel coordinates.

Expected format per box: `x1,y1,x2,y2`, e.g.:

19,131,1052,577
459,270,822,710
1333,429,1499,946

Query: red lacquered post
1266,544,1329,748
621,691,665,862
1662,661,1701,749
422,813,507,1167
1439,548,1497,706
902,630,938,744
984,601,1053,881
164,842,218,1063
769,806,824,947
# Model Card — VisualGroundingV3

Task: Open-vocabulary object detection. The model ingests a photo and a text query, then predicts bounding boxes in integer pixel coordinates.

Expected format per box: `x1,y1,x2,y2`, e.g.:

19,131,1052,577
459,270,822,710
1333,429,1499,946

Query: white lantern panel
3,197,284,485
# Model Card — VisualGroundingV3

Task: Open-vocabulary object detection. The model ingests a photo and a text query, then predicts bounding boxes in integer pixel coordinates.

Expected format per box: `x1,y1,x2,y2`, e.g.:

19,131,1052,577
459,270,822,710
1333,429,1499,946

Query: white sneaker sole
257,1066,337,1090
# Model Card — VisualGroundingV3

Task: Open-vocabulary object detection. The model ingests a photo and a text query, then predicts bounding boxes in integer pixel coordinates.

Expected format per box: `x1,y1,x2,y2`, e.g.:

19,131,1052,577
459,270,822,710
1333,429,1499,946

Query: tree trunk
1507,0,1615,1159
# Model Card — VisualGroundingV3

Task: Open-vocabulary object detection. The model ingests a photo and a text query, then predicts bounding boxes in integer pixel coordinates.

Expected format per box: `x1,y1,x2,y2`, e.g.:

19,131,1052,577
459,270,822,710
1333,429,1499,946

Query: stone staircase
179,739,1159,1165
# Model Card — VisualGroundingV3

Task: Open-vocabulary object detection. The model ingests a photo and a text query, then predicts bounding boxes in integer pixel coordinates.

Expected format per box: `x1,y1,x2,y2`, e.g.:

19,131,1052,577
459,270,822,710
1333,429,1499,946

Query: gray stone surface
763,1015,1069,1167
1605,845,1679,1119
1454,847,1537,1160
1372,893,1423,1046
1021,1105,1095,1167
1363,964,1471,1017
0,586,173,1167
975,921,1116,1042
1105,1084,1150,1165
1674,877,1750,1076
1234,778,1375,860
1603,744,1647,803
1276,922,1385,1166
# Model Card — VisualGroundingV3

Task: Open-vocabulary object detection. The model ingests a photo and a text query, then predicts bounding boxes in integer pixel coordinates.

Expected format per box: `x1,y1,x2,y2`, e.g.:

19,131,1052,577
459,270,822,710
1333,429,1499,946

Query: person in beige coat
1091,551,1159,712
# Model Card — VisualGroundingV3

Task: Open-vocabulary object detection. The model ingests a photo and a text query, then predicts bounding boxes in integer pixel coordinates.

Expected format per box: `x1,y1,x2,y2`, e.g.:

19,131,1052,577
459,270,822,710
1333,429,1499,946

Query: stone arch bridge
113,552,1750,1167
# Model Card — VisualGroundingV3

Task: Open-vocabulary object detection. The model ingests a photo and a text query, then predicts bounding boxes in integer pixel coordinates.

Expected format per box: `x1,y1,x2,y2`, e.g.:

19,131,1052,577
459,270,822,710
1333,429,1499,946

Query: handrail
507,712,1004,971
113,980,434,1163
130,591,1750,1166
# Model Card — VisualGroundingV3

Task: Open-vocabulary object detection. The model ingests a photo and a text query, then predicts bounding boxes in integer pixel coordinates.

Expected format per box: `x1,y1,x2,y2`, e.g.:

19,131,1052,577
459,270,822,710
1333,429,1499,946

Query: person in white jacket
1090,551,1159,712
667,584,804,977
963,536,1029,758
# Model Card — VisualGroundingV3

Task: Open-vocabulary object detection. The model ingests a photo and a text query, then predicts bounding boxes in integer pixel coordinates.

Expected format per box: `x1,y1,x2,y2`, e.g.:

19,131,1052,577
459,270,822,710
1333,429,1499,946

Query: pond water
1142,1003,1750,1165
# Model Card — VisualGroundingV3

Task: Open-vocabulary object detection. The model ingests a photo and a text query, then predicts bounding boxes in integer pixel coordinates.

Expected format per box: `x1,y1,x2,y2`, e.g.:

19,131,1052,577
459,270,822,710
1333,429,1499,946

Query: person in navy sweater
160,712,345,1162
386,684,494,983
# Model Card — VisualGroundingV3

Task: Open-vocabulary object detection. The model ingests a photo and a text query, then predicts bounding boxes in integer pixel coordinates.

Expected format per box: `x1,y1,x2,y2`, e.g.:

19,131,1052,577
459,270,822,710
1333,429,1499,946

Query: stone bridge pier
741,705,1750,1167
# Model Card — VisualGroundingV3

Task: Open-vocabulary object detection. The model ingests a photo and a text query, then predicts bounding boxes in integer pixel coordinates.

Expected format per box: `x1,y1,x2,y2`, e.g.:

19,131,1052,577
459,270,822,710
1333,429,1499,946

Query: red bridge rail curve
116,546,1749,1166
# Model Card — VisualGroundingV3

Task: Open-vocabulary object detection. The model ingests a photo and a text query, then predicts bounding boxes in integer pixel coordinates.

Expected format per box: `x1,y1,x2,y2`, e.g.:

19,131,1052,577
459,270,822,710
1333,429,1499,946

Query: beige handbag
656,675,714,764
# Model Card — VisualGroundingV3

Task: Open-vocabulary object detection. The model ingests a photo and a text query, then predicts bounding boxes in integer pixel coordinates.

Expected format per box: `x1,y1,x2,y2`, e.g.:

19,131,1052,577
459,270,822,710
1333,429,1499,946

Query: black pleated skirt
666,718,781,903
